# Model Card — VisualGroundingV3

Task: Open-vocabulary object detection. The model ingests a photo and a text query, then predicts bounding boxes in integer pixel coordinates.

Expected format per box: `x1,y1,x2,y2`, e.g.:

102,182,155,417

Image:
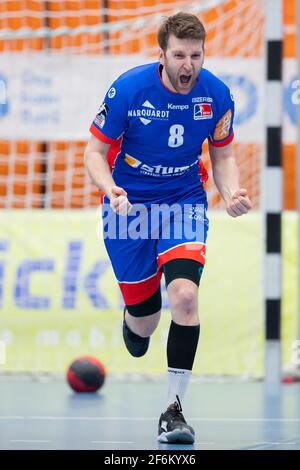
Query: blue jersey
90,62,234,204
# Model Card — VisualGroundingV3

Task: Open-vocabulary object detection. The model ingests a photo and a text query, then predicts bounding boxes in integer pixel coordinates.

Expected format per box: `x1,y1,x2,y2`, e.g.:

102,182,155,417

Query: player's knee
127,311,161,337
170,283,199,326
171,283,197,315
164,259,202,317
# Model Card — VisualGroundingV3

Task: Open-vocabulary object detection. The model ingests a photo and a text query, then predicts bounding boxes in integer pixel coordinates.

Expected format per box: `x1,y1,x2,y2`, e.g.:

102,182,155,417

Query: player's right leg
102,201,162,357
120,277,162,357
123,287,161,357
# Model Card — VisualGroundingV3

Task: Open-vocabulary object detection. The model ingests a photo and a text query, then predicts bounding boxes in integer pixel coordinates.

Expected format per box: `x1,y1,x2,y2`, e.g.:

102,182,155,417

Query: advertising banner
0,210,264,376
0,54,278,143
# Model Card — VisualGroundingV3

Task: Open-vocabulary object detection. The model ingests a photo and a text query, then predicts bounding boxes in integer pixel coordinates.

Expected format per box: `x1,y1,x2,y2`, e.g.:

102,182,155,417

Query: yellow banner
0,210,296,377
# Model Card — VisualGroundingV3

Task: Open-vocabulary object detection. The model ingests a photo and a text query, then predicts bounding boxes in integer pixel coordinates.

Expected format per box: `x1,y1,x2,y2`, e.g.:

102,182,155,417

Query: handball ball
66,356,106,393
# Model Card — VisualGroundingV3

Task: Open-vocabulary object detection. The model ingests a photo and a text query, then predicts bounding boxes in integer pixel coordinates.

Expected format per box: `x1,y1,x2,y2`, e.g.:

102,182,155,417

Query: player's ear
158,47,165,65
201,46,205,66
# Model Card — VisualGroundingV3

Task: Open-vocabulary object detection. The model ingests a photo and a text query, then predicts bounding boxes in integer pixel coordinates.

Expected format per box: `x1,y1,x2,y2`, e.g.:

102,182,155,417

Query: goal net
0,0,263,210
0,0,283,378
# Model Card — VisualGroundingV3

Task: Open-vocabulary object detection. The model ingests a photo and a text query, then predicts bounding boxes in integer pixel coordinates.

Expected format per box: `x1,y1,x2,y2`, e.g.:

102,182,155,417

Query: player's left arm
209,141,252,217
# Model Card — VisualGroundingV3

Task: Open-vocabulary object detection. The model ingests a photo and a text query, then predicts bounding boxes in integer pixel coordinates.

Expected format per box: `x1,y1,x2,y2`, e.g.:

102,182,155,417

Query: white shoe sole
157,428,195,444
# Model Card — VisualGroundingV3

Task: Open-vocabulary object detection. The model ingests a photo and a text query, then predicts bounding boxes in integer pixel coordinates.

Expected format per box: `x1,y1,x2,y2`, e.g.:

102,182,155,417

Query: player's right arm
84,135,132,215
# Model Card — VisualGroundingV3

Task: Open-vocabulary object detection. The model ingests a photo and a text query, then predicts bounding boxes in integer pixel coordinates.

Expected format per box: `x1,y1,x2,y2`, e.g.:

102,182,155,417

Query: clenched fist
110,185,132,216
226,188,252,218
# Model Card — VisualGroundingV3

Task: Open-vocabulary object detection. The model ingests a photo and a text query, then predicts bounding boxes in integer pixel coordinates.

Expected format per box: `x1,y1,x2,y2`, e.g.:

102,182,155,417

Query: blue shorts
102,195,209,305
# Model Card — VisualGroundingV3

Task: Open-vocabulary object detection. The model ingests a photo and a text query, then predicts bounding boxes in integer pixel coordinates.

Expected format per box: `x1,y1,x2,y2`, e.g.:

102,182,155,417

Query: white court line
190,418,300,422
92,441,135,445
247,441,296,450
0,416,24,420
28,416,154,421
196,442,216,445
1,416,300,422
26,417,300,422
10,440,51,443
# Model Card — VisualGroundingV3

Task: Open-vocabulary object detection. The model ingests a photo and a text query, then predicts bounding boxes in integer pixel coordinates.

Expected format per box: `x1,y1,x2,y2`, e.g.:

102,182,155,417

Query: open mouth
179,74,192,85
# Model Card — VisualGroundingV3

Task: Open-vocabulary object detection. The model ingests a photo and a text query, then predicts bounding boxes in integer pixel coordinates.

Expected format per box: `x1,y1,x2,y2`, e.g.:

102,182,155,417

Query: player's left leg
164,259,202,406
156,260,203,444
156,201,208,444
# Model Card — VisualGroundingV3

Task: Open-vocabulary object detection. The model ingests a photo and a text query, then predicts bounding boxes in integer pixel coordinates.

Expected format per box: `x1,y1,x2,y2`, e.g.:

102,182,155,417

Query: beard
163,62,201,94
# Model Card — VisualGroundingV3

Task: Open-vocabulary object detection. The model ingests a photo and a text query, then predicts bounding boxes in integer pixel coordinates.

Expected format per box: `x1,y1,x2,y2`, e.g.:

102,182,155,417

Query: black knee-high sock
166,320,200,407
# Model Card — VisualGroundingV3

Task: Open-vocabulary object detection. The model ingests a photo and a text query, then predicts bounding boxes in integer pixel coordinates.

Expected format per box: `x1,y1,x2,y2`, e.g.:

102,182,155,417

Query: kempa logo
167,103,189,110
128,100,169,125
124,154,198,177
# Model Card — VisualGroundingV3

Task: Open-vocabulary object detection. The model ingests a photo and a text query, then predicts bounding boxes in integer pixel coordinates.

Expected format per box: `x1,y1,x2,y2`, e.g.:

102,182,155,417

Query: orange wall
0,0,298,208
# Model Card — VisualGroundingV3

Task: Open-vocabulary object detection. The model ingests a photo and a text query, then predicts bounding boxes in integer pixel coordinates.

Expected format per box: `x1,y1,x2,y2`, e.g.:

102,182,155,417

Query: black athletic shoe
157,396,195,444
122,308,150,357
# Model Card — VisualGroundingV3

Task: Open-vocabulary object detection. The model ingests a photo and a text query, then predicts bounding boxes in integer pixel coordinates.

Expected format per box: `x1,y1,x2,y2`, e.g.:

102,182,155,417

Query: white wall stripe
265,82,282,126
264,340,282,392
263,168,283,212
265,254,282,299
265,0,282,40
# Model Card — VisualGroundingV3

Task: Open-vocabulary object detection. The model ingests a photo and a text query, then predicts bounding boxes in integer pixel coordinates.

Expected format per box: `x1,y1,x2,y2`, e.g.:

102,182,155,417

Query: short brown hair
157,12,206,51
